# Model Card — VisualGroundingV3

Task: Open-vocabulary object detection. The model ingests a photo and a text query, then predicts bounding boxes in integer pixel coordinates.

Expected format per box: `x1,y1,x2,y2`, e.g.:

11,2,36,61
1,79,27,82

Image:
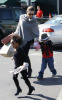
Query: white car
39,15,62,45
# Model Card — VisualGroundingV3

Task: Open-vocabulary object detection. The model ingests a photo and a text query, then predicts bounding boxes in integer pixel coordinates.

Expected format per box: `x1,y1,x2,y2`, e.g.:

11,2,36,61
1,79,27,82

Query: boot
27,86,35,95
14,88,22,96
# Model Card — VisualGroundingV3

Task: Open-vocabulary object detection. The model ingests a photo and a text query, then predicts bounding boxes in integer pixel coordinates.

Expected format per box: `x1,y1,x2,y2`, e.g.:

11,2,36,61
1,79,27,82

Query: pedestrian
37,33,57,79
36,5,43,18
10,34,35,96
12,6,39,78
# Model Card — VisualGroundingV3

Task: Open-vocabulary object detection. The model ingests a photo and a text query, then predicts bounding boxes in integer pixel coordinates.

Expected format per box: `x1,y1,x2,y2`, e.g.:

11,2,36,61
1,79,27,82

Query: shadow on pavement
18,94,55,100
21,76,36,79
33,75,62,86
18,96,41,100
28,76,37,78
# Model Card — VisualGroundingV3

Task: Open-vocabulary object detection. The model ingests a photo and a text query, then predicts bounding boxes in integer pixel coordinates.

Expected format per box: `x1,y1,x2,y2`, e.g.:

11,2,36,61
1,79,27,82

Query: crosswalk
29,51,62,56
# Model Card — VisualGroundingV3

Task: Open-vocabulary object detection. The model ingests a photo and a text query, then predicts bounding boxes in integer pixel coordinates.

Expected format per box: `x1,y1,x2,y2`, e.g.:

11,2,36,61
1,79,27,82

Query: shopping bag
1,34,12,44
33,41,40,51
0,43,15,57
9,63,29,74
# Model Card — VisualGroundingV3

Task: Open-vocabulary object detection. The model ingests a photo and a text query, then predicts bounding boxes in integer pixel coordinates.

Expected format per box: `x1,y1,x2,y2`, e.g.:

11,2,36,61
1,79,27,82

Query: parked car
0,5,26,45
39,15,62,45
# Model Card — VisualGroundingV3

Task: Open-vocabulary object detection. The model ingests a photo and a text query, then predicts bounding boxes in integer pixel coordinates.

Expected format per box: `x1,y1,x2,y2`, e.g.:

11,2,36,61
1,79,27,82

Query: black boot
15,88,22,96
27,86,35,95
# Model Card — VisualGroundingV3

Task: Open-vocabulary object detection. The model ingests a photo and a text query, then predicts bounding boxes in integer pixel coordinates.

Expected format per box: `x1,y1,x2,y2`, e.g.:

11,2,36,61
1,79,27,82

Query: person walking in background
11,34,35,96
37,33,57,80
11,6,39,78
36,5,43,18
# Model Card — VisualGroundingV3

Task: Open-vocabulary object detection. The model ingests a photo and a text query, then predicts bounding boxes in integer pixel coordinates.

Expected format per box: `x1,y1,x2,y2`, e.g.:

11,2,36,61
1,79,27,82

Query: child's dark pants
13,69,32,90
38,57,57,78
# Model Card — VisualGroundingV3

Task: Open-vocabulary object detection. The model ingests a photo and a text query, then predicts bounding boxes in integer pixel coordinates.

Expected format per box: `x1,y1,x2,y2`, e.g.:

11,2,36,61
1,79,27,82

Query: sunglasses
28,13,34,15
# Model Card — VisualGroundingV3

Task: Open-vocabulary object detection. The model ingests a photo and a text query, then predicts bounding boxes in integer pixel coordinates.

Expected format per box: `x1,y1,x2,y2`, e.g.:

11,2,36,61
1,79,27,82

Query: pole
57,0,59,15
26,0,31,6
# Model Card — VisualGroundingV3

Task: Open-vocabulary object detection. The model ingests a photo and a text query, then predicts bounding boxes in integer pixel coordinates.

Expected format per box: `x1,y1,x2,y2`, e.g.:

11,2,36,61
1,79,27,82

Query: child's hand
33,41,40,51
35,45,40,51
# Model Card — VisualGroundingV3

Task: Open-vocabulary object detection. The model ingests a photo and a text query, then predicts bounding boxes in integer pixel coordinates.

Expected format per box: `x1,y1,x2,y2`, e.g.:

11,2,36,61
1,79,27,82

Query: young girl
11,34,35,95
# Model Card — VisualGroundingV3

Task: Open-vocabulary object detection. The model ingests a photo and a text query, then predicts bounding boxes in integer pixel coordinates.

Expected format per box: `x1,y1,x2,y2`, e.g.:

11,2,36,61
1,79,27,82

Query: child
11,34,35,95
37,33,57,79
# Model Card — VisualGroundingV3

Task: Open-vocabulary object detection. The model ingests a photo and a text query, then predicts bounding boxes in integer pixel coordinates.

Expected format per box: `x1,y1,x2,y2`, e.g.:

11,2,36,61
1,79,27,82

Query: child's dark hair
11,34,22,45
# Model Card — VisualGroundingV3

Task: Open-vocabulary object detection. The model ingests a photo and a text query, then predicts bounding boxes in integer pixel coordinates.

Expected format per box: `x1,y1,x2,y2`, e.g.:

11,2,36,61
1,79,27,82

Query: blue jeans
38,57,56,78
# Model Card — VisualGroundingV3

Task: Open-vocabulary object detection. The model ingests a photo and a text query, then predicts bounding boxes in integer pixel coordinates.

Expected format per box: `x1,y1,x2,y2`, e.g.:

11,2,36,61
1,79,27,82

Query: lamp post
26,0,31,6
57,0,59,15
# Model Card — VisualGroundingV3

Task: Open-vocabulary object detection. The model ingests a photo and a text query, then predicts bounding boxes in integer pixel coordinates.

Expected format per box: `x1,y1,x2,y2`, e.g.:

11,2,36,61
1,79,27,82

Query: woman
13,6,39,77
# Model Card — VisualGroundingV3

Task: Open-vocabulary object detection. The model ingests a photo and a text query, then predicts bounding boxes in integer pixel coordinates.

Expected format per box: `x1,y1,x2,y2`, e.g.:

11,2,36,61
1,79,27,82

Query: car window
15,9,25,19
0,10,13,20
45,16,62,24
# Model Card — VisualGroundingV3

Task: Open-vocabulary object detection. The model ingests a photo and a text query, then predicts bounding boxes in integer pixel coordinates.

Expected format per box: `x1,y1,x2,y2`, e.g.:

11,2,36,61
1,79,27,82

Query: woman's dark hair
11,34,22,45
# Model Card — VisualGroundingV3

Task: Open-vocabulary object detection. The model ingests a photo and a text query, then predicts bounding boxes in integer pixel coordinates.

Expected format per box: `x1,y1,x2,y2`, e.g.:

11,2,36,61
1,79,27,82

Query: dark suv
0,5,26,44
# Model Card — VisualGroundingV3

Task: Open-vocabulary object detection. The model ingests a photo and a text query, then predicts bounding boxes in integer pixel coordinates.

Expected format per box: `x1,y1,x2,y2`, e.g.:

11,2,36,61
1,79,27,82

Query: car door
0,9,16,36
51,23,62,44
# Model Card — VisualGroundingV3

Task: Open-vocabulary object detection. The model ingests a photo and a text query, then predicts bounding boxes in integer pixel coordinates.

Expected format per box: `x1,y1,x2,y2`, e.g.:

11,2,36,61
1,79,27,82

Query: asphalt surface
0,47,62,100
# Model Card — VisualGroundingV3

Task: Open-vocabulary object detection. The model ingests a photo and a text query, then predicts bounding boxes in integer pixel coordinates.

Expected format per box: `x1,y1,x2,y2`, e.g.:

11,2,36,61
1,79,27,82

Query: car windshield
45,16,62,24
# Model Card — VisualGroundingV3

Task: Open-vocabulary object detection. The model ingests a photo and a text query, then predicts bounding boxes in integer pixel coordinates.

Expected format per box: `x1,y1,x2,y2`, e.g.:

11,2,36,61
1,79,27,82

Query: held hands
33,41,40,51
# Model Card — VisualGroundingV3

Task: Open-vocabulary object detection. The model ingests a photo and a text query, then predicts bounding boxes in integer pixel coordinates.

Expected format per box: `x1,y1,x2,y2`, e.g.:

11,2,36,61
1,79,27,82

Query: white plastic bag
10,62,29,74
0,43,15,57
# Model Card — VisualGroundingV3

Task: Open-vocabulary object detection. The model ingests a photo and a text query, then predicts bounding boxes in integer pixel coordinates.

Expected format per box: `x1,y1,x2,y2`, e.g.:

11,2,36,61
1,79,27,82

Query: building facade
31,0,62,16
0,0,62,16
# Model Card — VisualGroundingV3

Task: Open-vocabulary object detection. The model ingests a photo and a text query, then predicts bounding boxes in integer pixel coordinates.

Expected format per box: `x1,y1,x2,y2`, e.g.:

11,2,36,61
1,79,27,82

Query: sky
0,0,7,3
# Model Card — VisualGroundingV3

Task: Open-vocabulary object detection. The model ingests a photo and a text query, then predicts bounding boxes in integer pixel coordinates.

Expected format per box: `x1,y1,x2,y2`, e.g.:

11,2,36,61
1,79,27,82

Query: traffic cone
49,13,51,18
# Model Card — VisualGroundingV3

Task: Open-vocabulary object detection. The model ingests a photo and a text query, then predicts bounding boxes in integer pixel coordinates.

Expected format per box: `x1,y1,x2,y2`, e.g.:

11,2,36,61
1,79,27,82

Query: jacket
39,40,53,58
14,47,28,69
14,14,39,47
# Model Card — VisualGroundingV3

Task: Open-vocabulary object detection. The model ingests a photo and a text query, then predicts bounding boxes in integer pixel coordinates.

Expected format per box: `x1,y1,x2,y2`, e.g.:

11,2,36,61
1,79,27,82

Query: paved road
0,48,62,100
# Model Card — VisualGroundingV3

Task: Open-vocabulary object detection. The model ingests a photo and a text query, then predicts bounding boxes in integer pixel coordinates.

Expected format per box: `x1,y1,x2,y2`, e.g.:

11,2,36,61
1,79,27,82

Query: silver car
39,15,62,45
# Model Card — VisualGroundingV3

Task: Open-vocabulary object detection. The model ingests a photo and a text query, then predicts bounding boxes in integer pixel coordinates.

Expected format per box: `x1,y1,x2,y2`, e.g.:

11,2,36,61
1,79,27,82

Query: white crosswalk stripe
30,52,61,56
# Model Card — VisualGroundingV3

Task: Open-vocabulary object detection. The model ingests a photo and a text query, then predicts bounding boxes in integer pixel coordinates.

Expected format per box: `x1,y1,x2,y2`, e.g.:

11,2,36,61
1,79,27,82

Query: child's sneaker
52,73,56,77
52,69,57,77
37,76,43,80
37,71,43,80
